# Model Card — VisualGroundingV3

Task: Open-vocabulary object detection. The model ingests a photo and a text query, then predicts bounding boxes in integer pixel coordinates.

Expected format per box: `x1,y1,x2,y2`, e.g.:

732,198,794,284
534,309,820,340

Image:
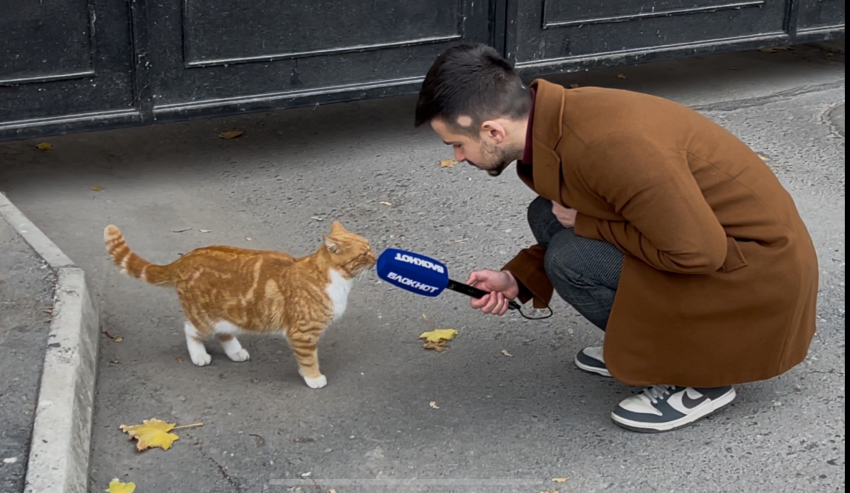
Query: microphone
376,248,521,311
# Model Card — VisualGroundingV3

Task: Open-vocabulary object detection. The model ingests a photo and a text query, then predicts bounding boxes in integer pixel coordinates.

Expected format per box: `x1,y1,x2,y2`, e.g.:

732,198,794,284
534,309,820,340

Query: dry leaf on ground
37,142,53,151
440,159,457,168
176,357,183,364
420,329,458,343
113,337,124,343
91,186,104,192
218,130,245,140
380,201,393,206
105,478,136,493
501,349,513,357
119,418,203,451
430,401,440,409
553,477,569,483
420,328,458,352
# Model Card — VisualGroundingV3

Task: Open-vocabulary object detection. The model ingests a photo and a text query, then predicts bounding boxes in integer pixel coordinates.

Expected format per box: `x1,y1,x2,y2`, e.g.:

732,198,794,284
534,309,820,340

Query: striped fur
103,222,376,389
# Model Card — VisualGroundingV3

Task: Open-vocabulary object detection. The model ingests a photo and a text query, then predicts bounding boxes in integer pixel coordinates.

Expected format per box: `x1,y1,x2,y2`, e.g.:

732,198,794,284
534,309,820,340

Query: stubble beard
480,140,520,177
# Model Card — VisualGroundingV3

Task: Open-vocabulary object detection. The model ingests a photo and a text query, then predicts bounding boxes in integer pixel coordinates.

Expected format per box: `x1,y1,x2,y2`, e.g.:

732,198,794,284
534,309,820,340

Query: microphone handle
446,279,521,311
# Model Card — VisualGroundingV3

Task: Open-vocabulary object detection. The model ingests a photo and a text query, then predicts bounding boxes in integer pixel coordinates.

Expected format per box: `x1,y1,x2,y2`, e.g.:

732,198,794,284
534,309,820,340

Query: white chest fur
327,269,353,321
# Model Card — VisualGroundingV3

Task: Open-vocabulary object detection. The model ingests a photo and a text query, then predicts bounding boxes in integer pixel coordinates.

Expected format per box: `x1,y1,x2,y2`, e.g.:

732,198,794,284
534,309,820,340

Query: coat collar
518,79,566,203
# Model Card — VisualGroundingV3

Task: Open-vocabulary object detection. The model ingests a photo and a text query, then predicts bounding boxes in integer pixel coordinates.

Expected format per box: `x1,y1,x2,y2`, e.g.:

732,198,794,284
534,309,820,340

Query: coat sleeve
501,245,554,308
572,138,728,274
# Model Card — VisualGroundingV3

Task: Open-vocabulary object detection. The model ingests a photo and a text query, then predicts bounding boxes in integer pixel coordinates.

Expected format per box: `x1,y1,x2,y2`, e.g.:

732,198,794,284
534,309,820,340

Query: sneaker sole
574,356,612,378
611,387,737,433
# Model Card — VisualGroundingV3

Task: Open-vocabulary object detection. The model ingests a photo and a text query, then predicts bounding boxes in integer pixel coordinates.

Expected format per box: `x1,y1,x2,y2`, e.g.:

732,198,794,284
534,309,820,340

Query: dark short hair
414,44,531,134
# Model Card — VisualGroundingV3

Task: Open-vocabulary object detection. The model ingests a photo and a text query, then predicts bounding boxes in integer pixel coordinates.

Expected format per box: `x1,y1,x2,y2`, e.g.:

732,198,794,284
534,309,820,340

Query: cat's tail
104,225,173,286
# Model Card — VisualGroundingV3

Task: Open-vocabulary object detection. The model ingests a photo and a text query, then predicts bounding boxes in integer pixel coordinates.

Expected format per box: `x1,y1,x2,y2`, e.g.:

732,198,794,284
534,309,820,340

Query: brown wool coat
503,79,819,388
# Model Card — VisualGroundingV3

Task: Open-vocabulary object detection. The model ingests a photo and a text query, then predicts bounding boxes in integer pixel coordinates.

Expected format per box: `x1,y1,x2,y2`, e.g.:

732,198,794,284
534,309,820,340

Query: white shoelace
642,385,677,404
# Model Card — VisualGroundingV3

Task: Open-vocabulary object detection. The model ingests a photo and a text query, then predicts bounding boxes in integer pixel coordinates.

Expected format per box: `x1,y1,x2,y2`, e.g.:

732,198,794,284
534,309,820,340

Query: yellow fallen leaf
553,477,569,483
440,159,457,168
91,186,103,192
37,142,53,151
106,478,135,493
218,130,244,139
430,401,440,409
501,349,513,357
420,329,458,344
113,337,123,343
119,418,202,451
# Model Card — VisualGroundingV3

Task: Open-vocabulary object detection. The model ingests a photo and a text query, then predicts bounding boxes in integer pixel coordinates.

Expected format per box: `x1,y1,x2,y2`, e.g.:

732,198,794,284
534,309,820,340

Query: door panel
146,0,489,115
509,0,791,67
797,0,845,32
0,0,135,126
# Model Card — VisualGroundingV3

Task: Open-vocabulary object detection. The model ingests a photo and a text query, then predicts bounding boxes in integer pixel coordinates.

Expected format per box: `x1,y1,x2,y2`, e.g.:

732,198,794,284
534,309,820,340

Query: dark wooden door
142,0,493,122
0,0,138,138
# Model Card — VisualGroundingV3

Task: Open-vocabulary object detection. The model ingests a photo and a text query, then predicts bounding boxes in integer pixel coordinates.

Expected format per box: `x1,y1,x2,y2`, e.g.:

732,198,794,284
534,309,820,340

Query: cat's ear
330,221,346,235
324,236,342,254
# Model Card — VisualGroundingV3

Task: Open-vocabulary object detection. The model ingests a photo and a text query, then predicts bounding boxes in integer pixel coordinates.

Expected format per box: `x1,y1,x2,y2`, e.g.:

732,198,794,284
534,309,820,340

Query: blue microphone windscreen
376,248,449,298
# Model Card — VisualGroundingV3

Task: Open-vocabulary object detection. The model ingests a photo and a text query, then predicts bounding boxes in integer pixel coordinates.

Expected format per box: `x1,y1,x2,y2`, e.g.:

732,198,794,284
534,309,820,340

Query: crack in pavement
692,80,846,112
190,435,243,493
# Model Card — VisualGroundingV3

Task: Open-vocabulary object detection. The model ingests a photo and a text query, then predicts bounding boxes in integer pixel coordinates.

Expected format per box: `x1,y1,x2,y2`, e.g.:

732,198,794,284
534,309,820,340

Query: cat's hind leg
214,321,250,362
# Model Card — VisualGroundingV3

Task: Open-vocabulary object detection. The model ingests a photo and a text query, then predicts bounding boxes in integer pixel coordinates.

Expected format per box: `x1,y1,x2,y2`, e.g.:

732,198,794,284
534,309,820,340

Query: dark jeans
527,196,624,330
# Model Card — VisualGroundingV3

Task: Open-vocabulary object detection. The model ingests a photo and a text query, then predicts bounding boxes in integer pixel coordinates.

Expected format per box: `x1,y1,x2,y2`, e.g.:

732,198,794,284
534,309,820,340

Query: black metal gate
0,0,844,142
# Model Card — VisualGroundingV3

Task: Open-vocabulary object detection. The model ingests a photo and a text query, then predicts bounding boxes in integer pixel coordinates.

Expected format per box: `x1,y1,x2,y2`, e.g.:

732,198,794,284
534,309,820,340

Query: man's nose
453,148,465,162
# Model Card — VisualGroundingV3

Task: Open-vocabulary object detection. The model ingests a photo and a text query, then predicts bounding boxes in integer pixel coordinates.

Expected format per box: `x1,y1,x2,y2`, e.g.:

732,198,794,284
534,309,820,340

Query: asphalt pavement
0,44,844,493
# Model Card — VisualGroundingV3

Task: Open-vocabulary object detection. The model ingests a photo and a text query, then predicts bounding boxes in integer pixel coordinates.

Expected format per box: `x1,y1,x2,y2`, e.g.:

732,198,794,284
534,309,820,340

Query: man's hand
465,269,520,316
552,202,578,228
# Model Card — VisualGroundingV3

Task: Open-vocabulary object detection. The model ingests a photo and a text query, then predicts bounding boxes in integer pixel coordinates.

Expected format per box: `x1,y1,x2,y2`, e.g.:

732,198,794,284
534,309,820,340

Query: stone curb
0,192,100,493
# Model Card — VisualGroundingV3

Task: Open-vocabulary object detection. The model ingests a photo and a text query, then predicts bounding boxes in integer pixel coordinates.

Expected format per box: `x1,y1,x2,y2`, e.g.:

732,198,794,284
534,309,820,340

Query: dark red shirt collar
520,87,536,164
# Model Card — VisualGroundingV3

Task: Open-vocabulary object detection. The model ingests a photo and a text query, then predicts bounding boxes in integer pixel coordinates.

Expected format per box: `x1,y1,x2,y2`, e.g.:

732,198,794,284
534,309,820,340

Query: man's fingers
470,293,489,309
482,293,500,314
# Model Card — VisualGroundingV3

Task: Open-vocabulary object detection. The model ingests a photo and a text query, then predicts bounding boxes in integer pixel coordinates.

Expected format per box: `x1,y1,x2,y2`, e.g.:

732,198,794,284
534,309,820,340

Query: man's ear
481,121,507,144
324,236,341,254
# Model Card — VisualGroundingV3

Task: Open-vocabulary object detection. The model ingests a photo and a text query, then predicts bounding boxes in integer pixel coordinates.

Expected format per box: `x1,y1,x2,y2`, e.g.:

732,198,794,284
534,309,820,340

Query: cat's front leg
289,329,327,389
184,321,212,366
218,334,250,362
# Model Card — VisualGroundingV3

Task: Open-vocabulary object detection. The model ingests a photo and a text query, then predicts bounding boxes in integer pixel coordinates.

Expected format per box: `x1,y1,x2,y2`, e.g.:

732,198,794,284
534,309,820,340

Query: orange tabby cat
104,221,375,389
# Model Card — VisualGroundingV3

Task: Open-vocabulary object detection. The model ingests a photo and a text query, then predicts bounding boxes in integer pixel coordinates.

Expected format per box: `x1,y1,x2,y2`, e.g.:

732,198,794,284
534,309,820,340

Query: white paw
226,348,250,362
303,374,328,389
190,352,212,367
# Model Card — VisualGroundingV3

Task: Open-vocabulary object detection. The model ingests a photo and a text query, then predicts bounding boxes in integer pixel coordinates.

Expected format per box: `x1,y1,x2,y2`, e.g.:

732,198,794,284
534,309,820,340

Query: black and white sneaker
574,346,612,377
612,385,737,433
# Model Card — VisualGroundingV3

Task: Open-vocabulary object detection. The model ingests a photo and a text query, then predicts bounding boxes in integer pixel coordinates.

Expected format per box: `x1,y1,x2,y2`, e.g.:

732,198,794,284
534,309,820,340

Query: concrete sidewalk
0,213,54,493
0,194,100,493
0,43,845,493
